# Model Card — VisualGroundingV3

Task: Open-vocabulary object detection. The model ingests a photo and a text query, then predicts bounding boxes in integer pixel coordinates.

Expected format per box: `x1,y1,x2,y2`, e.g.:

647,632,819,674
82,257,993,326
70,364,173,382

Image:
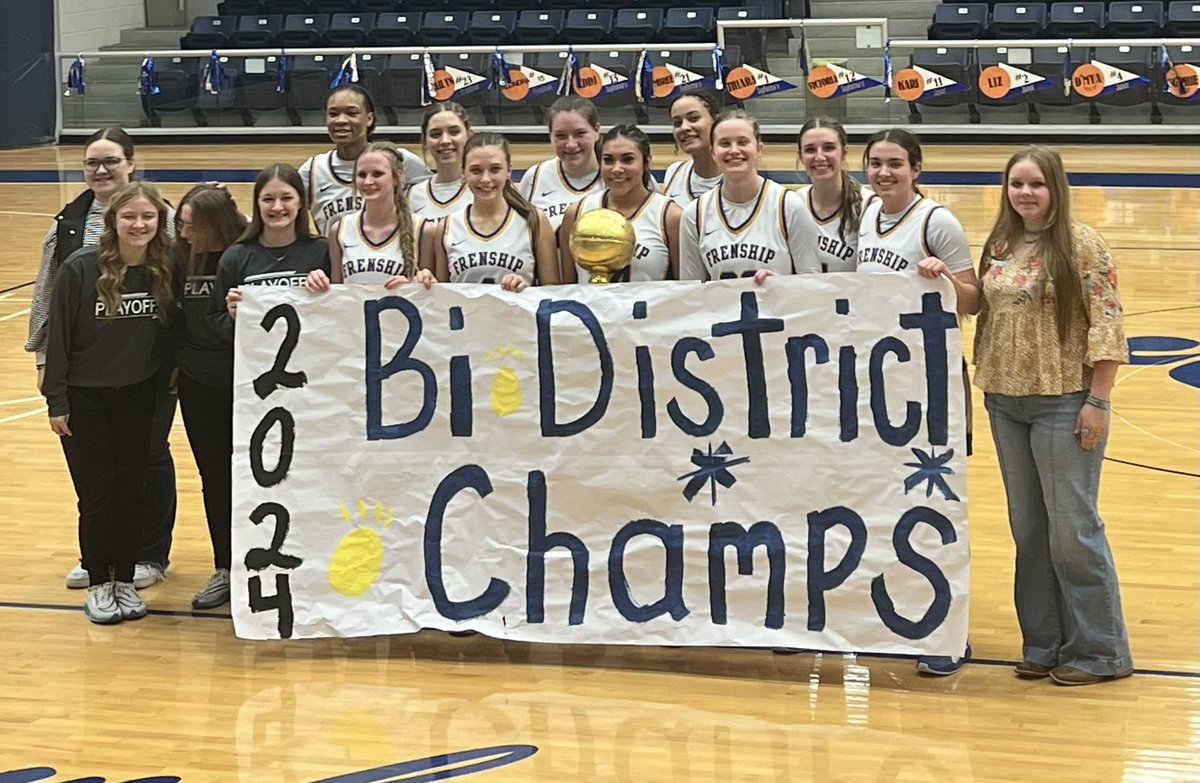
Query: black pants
178,373,233,570
137,386,177,568
61,379,158,586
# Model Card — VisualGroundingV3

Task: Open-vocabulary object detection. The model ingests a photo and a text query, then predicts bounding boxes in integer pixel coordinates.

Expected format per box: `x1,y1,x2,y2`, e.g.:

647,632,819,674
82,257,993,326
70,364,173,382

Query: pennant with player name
1070,60,1150,99
978,62,1054,100
892,65,967,103
1164,62,1199,100
650,61,713,100
500,65,559,103
573,62,632,99
806,63,882,99
724,64,800,100
430,64,490,102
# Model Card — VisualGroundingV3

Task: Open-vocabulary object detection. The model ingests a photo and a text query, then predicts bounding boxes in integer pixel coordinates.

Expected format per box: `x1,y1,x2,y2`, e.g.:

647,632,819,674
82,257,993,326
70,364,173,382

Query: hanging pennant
66,56,86,97
1070,60,1151,100
1165,62,1200,100
978,62,1054,100
649,60,713,100
557,46,580,97
892,64,967,102
725,63,800,100
806,62,882,99
573,61,632,99
431,61,490,101
500,64,559,102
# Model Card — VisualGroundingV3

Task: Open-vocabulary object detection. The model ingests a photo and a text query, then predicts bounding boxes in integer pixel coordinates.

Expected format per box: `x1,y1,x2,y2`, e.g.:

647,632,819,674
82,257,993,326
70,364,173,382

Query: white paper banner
231,276,969,655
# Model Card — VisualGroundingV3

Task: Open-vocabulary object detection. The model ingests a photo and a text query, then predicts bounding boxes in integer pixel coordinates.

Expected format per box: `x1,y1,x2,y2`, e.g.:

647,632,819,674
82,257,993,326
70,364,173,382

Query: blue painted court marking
1,169,1197,188
0,599,1196,679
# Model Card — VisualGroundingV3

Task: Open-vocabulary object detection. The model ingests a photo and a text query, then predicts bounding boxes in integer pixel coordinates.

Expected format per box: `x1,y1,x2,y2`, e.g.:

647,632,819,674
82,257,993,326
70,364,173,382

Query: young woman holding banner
407,102,474,219
679,110,820,282
974,146,1133,686
796,116,874,273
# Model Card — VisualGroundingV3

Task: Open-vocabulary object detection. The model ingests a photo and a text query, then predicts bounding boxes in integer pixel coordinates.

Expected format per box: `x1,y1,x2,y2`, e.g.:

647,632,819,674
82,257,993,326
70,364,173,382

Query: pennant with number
500,65,559,103
724,64,800,100
429,63,490,102
807,63,883,99
1071,60,1151,99
892,64,966,102
978,62,1054,100
648,61,714,101
1165,62,1200,100
573,62,632,99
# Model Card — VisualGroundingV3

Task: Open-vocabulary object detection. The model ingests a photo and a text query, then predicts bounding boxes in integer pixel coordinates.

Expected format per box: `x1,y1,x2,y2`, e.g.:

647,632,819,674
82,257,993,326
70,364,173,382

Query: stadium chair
195,55,243,122
1106,1,1164,37
1165,1,1200,35
613,9,664,43
181,16,236,49
1161,44,1199,113
438,53,492,107
324,13,375,47
515,9,565,45
1091,45,1156,120
382,54,427,114
1046,2,1106,37
906,47,980,124
975,46,1041,123
421,12,470,47
928,4,990,39
278,14,329,48
718,6,766,65
400,0,448,11
370,12,422,46
263,0,309,13
359,0,397,10
235,55,288,112
685,44,740,81
1028,46,1098,124
990,3,1048,37
229,15,284,48
309,1,362,12
662,8,716,42
216,0,262,14
467,11,518,46
352,53,389,119
141,57,200,126
287,55,335,113
564,10,615,44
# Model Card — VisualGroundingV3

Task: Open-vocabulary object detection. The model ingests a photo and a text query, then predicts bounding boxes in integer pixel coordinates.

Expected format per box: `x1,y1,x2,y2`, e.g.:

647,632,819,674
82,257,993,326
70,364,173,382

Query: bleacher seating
278,14,328,48
564,10,615,44
181,16,235,49
1046,2,1106,38
229,15,283,47
928,4,989,39
421,12,471,47
991,3,1048,38
662,8,717,42
515,9,565,44
466,11,519,46
1165,1,1200,35
370,11,421,46
324,13,374,47
907,47,979,123
614,9,665,43
1107,1,1164,36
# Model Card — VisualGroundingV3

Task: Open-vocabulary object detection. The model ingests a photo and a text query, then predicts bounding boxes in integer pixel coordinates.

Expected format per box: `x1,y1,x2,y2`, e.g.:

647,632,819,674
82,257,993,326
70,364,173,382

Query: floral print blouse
973,221,1127,396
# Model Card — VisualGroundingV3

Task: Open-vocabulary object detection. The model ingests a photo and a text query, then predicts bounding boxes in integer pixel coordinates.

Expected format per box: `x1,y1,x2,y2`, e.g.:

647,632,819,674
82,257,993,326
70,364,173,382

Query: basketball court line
0,308,31,323
0,407,47,425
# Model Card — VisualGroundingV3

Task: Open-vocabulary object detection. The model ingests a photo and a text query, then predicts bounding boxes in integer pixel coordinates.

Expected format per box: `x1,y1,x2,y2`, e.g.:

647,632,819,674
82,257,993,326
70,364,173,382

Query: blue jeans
985,392,1132,676
135,387,177,569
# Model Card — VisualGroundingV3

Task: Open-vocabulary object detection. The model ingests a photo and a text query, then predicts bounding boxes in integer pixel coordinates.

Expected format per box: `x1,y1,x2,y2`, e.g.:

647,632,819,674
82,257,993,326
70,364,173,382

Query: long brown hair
176,184,246,277
863,127,924,197
96,181,175,320
463,132,541,252
799,116,863,243
237,163,315,244
981,145,1080,341
359,141,418,277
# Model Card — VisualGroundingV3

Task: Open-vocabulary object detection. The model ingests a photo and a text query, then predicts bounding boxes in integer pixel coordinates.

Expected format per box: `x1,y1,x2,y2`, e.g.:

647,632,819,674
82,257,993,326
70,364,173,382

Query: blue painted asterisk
677,442,750,506
903,447,960,502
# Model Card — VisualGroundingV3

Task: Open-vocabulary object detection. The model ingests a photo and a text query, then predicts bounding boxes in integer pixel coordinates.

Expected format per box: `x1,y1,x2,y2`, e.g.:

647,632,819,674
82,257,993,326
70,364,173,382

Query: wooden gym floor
0,142,1196,782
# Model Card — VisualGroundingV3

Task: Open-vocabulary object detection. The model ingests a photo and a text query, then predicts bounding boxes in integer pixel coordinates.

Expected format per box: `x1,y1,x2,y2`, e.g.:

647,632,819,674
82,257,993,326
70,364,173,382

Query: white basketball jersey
662,160,722,206
442,206,536,284
407,178,472,219
518,158,604,231
856,195,949,274
798,184,876,273
692,179,796,281
303,148,432,235
337,211,420,284
574,191,672,282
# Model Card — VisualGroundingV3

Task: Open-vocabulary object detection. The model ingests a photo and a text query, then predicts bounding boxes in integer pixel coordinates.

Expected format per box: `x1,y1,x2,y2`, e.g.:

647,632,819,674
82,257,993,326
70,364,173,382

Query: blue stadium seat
421,12,470,47
216,0,262,14
928,4,990,39
1092,45,1155,107
991,3,1048,37
287,54,336,110
382,54,427,112
515,9,565,44
279,14,328,48
142,56,199,121
911,47,977,107
1165,1,1200,35
1046,2,1105,38
613,9,664,43
352,53,389,116
1107,1,1164,36
370,11,421,46
229,15,283,48
718,6,766,64
467,11,518,46
181,16,236,49
662,8,716,42
235,54,287,111
564,9,614,43
324,13,374,47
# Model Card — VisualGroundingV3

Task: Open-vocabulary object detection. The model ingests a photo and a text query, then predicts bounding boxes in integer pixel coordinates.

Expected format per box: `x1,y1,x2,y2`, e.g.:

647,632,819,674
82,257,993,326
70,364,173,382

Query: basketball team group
25,83,1134,686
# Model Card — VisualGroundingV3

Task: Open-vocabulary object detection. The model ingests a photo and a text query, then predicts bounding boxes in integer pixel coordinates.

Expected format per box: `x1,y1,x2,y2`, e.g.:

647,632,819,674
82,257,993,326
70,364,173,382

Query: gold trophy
569,208,636,284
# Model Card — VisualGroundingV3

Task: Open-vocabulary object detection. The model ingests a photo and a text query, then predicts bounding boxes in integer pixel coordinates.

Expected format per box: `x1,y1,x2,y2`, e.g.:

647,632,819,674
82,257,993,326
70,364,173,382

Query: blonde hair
96,181,175,320
980,145,1080,341
359,141,417,277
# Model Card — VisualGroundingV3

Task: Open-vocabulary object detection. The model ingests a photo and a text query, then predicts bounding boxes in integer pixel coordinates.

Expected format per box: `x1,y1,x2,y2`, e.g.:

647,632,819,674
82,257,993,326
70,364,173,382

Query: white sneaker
84,583,122,624
113,581,147,621
191,568,231,610
133,563,166,590
66,563,90,589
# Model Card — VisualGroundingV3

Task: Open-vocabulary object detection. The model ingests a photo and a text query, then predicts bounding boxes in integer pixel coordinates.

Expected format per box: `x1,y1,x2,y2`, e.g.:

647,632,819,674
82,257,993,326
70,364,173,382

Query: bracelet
1085,395,1111,411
